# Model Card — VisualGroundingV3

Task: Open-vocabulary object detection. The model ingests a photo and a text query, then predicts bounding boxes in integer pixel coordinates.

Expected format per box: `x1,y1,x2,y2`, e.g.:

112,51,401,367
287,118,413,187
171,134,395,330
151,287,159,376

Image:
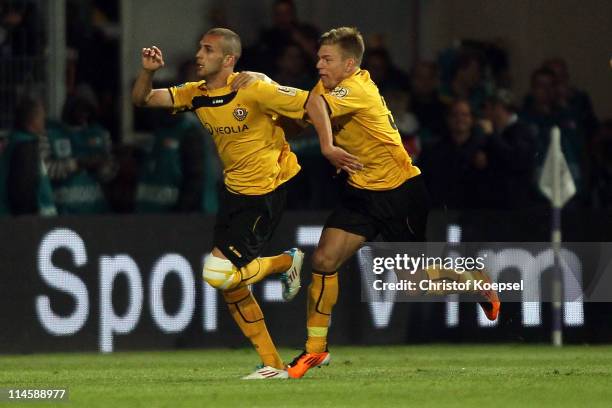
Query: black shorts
213,184,287,268
324,175,430,242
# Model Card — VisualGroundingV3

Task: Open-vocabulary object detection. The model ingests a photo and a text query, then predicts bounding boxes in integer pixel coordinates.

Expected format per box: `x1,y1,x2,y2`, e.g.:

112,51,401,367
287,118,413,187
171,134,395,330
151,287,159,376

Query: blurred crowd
1,0,612,218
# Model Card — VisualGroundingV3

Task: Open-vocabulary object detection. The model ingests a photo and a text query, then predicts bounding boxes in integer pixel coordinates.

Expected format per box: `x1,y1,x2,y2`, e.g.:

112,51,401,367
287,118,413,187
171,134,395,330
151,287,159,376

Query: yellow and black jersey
169,73,308,195
314,69,420,191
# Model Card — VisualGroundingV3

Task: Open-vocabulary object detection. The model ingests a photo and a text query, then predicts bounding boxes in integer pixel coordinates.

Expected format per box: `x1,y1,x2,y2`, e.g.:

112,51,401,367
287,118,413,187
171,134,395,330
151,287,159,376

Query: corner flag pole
538,126,576,347
550,127,563,347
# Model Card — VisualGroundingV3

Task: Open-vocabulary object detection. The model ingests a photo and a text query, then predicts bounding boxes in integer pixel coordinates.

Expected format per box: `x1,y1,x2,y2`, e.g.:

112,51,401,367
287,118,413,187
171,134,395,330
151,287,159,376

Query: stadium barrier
1,210,611,353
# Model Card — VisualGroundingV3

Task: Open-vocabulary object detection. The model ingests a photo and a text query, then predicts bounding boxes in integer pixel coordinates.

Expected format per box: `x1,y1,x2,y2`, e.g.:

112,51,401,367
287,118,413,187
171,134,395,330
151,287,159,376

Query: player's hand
231,71,264,90
322,145,363,174
141,46,164,72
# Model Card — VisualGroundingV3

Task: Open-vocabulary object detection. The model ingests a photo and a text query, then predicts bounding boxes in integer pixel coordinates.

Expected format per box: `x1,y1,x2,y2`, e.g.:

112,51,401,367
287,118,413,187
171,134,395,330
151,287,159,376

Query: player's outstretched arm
306,93,363,174
132,46,173,108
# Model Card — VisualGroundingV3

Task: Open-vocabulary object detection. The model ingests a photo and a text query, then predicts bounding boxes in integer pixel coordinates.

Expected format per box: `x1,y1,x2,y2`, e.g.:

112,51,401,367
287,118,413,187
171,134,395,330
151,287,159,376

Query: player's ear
345,57,356,73
223,54,235,67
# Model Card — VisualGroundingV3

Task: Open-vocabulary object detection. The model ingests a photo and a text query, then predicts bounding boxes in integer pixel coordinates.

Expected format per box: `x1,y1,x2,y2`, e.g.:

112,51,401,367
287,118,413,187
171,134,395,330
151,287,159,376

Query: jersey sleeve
247,81,309,119
168,81,204,113
317,80,369,118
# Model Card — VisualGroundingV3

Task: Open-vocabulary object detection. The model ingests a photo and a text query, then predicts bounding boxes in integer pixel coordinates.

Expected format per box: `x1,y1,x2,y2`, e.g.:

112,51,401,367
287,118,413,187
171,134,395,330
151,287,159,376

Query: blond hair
320,27,365,66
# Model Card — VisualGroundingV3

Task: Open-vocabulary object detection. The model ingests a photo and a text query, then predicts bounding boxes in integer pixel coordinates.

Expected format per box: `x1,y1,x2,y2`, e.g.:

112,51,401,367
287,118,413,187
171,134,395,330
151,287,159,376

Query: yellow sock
223,286,283,369
305,271,338,353
225,254,292,290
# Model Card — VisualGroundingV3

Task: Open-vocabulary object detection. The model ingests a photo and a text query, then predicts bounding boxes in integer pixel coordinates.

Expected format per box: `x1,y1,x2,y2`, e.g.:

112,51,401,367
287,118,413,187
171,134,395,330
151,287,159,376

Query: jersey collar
198,72,238,92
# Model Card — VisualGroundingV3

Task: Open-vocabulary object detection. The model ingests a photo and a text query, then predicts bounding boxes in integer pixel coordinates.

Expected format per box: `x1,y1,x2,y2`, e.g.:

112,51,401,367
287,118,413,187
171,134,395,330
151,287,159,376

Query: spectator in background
409,60,446,141
0,1,45,128
244,0,319,73
0,0,44,56
419,99,489,209
482,90,539,209
66,0,120,139
382,90,421,160
521,67,557,147
440,51,487,116
542,57,598,139
131,61,219,215
453,39,511,91
134,108,205,213
362,47,410,94
45,94,116,214
0,95,56,216
272,43,317,90
521,67,587,204
267,43,337,211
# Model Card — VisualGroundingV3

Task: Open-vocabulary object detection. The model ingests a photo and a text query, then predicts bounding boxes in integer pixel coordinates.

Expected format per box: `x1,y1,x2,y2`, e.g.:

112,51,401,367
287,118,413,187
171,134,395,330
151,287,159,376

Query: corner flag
538,126,576,347
538,126,576,208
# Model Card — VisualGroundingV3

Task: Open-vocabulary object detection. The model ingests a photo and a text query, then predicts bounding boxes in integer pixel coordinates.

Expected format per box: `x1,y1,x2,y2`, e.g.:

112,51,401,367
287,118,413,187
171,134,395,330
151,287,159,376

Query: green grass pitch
1,345,611,407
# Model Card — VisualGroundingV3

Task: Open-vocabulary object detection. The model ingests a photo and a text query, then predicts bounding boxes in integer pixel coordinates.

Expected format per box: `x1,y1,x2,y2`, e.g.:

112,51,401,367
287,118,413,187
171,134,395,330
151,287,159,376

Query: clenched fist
142,46,164,72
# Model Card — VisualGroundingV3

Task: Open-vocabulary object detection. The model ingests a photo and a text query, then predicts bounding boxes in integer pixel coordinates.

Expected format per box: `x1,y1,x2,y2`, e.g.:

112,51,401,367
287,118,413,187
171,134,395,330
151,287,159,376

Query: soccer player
284,27,501,379
131,27,361,379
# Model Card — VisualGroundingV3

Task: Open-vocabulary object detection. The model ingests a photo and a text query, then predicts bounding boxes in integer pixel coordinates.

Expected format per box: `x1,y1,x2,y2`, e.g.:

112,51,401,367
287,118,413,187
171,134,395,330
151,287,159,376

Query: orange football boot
477,270,500,321
286,350,330,379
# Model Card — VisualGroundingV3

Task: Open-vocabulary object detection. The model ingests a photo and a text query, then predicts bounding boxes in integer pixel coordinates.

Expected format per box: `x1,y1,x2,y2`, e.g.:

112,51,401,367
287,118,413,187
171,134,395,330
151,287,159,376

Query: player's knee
203,254,238,290
311,248,341,273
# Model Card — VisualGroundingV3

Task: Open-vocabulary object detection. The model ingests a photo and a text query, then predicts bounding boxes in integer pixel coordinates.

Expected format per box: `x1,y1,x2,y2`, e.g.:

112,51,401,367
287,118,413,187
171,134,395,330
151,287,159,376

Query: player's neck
328,68,358,90
205,70,232,91
342,67,358,81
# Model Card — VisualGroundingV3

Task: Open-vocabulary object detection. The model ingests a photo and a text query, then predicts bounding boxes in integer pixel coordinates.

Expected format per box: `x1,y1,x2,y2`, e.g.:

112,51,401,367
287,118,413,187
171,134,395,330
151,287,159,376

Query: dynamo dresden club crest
331,86,349,98
233,107,248,121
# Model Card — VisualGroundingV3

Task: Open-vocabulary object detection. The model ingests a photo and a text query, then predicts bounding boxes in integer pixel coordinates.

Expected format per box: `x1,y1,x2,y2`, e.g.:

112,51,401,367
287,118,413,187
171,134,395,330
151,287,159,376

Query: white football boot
280,248,304,301
242,366,289,380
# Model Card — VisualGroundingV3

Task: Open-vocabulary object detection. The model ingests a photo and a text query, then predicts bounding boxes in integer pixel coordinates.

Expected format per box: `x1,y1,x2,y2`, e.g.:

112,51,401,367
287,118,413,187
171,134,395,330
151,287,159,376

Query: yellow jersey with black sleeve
313,69,420,191
168,73,308,195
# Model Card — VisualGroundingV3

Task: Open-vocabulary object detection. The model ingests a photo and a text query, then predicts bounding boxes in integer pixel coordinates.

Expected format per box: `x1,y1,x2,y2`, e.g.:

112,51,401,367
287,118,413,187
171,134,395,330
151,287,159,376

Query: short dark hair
320,27,365,66
451,51,483,79
446,98,472,117
14,95,43,131
487,89,517,113
410,60,438,77
62,95,97,126
274,0,296,12
364,48,392,67
205,27,242,61
530,67,556,85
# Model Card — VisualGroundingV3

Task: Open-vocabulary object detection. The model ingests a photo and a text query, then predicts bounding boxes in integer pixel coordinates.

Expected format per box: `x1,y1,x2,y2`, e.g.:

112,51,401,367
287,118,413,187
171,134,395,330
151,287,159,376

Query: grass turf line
0,345,611,407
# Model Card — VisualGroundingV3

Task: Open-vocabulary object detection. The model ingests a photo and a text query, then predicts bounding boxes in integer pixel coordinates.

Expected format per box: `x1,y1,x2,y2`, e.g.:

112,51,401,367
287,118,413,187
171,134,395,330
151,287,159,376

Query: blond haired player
132,27,361,379
283,27,501,378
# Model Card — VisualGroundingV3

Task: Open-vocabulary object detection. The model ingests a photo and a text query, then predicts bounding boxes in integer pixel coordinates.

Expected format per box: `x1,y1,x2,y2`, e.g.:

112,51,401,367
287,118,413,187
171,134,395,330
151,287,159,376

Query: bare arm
306,94,334,152
132,46,173,108
306,93,363,173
